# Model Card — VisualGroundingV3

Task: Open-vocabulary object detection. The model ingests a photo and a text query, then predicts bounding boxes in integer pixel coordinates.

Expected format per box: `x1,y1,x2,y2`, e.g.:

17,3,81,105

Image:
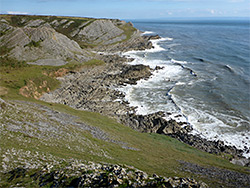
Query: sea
120,19,250,157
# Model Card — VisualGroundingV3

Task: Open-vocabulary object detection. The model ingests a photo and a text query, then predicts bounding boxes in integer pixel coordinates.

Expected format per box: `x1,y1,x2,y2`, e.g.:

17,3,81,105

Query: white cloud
7,11,29,15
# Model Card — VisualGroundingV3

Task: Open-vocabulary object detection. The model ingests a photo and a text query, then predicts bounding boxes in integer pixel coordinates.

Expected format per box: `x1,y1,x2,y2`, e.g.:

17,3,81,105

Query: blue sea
121,19,250,156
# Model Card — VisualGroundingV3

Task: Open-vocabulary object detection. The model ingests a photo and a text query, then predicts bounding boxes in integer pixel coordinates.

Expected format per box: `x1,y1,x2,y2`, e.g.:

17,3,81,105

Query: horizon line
1,13,249,21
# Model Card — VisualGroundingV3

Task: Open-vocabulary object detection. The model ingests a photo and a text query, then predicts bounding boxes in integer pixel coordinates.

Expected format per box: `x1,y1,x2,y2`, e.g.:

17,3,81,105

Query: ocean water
120,19,250,157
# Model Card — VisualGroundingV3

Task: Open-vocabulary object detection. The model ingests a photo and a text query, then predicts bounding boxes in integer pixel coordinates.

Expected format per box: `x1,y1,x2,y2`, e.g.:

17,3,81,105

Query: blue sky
0,0,249,19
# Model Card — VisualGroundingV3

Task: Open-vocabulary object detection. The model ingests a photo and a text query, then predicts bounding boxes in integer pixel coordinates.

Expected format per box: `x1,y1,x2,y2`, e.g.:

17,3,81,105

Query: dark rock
179,160,250,188
155,65,164,70
7,168,27,181
143,34,161,40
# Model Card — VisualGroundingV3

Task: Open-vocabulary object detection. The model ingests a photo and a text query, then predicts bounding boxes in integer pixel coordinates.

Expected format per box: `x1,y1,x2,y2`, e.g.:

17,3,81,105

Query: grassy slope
0,58,104,99
0,59,249,187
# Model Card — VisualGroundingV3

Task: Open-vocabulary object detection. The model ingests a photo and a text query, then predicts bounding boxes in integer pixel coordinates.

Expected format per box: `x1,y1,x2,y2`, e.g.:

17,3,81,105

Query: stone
24,19,45,27
78,20,124,44
0,24,90,63
231,158,250,167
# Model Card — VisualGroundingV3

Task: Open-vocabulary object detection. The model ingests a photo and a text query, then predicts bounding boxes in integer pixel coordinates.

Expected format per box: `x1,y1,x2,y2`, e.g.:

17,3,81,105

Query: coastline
41,32,249,166
118,32,250,161
1,15,250,187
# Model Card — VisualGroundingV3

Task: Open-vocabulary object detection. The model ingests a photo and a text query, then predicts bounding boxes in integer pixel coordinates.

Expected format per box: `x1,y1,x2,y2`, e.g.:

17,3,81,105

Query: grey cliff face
1,25,89,63
0,16,142,65
78,20,124,44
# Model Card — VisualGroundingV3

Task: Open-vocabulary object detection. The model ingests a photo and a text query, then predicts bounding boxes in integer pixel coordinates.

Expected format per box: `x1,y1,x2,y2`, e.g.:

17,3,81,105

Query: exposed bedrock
0,25,90,63
41,54,247,162
119,112,245,159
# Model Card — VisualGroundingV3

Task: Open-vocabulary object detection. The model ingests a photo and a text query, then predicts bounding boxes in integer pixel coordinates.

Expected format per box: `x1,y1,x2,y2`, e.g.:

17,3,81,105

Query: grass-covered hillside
0,15,250,187
0,48,249,188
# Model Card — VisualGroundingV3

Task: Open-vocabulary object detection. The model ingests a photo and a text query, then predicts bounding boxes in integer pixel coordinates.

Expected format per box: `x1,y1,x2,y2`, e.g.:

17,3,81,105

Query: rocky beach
1,14,250,187
40,27,248,163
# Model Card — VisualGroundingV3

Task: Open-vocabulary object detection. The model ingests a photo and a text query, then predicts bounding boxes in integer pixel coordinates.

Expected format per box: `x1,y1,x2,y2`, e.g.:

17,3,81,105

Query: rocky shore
42,42,249,166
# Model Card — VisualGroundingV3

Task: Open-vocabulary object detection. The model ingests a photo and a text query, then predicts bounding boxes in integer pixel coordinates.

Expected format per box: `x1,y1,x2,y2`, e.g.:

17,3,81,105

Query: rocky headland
1,14,250,187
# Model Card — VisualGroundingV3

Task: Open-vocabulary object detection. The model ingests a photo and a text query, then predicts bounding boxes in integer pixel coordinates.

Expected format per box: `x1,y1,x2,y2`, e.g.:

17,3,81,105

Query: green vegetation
118,23,137,42
0,46,13,56
24,40,42,48
1,95,249,187
0,57,104,99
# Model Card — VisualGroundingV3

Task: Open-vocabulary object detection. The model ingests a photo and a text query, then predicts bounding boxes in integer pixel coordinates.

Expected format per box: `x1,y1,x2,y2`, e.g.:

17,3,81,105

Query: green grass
24,40,42,48
1,96,249,187
52,103,249,173
0,57,104,99
118,23,137,42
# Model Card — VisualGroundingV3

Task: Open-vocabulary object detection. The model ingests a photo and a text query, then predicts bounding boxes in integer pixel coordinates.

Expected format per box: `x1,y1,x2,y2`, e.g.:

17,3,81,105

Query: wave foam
146,37,173,53
121,33,250,157
171,93,250,158
142,31,155,35
171,59,187,64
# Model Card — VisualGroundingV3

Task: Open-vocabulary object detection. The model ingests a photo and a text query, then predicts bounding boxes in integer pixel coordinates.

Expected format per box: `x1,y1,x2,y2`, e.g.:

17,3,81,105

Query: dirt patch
0,86,8,96
19,80,50,99
51,68,68,77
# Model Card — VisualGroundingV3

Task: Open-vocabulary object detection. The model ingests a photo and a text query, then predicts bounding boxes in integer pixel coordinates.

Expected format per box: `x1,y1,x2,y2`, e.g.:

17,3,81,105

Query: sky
0,0,250,19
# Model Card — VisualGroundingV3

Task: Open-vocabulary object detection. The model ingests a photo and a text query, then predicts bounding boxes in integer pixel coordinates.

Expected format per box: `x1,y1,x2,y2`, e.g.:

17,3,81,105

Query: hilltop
0,14,250,187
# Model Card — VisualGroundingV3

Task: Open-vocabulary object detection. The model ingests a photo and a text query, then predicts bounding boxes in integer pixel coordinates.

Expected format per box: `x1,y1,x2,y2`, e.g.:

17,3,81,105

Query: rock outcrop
77,19,124,44
180,161,250,188
2,160,208,188
0,15,146,65
41,55,152,116
95,30,154,52
0,25,89,64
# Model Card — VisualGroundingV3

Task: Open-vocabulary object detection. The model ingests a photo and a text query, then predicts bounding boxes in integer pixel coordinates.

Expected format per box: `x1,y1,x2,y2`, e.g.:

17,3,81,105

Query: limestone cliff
0,15,147,65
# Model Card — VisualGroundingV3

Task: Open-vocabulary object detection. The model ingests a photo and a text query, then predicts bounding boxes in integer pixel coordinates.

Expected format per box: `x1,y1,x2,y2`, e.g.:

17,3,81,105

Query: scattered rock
2,160,208,188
